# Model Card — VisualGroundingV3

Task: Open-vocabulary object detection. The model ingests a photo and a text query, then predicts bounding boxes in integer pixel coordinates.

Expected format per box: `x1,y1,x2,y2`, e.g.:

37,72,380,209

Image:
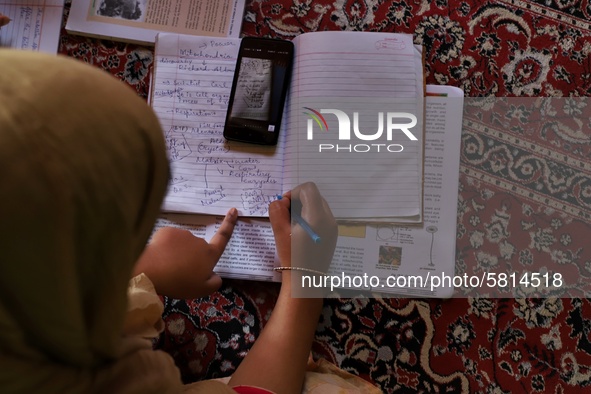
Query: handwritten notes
0,0,63,53
230,57,272,120
152,33,283,217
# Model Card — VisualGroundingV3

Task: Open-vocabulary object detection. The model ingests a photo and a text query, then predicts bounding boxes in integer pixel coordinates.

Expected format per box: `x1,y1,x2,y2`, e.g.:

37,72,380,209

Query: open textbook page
0,0,64,53
151,32,425,222
154,85,463,298
66,0,244,44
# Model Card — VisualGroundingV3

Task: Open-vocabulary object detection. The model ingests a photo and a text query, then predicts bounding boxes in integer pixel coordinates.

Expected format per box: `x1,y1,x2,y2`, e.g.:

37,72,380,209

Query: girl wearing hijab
0,50,381,394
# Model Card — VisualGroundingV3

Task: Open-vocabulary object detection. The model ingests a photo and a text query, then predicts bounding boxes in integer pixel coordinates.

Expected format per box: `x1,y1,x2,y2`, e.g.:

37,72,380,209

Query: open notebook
151,32,425,223
154,85,464,298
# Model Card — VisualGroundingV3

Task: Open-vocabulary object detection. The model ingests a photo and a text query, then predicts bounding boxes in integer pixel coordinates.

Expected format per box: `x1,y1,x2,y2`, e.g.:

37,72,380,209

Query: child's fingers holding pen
270,193,292,265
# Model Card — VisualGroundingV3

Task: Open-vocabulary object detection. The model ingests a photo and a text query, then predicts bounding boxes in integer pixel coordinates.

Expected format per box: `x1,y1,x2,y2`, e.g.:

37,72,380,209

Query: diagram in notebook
375,37,406,51
165,128,192,161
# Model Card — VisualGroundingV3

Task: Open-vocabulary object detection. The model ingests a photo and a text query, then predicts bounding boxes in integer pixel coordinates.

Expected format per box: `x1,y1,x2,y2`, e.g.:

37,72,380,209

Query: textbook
151,32,426,223
66,0,245,45
154,84,464,298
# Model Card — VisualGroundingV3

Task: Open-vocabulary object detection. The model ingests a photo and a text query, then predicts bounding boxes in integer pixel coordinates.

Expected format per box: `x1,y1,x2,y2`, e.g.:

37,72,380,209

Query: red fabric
233,386,275,394
57,0,591,392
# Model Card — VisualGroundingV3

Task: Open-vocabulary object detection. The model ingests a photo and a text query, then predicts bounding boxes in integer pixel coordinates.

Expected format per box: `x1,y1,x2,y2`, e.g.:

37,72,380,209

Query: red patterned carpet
58,0,591,392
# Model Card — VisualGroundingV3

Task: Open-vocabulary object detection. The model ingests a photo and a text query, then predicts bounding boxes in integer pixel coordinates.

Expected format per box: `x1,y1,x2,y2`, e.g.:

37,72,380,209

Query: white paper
152,33,284,217
282,32,425,221
0,0,64,53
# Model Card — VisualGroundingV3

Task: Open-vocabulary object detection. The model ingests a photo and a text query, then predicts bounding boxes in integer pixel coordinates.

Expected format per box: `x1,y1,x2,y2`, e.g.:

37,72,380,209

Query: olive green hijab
0,50,174,392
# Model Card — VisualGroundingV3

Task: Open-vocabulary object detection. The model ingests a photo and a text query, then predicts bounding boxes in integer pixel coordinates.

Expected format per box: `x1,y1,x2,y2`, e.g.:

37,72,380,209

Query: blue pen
276,195,321,244
292,211,322,244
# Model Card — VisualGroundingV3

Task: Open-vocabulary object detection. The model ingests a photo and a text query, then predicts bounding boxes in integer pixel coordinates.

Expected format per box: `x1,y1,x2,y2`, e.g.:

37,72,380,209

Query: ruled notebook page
0,0,64,53
152,33,284,217
283,31,425,221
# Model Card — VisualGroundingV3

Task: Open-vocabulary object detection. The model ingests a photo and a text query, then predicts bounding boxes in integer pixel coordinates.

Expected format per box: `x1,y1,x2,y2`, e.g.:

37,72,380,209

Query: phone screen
224,38,293,145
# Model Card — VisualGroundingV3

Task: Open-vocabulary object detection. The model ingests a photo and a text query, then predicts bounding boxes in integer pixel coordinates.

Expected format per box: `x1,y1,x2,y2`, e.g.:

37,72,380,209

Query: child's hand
134,208,238,299
269,182,338,280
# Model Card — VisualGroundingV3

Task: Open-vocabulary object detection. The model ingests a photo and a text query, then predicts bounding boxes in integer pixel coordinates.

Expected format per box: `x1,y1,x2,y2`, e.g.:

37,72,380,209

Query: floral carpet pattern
58,0,591,392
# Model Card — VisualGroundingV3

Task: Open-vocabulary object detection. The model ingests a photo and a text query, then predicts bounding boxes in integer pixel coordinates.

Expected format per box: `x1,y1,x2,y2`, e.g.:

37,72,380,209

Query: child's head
0,50,169,387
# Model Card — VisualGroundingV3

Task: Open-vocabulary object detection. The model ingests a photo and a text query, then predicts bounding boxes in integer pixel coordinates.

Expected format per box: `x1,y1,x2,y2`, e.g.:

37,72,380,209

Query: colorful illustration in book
378,245,402,267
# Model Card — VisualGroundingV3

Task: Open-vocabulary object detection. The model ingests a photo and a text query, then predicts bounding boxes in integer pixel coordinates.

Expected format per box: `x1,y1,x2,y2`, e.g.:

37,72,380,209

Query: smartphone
223,37,294,145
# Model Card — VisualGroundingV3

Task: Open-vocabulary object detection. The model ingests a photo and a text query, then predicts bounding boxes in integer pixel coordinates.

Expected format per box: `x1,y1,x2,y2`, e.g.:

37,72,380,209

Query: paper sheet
152,33,284,217
283,32,425,221
0,0,63,53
